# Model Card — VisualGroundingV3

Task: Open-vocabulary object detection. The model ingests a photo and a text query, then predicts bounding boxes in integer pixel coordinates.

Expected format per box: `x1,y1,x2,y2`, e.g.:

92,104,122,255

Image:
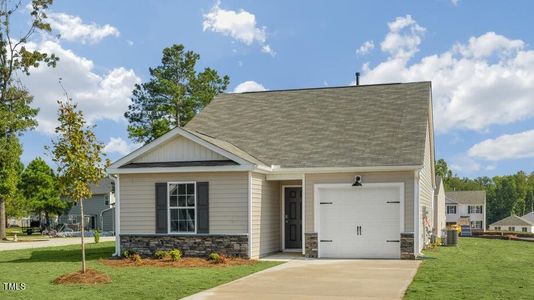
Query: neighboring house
108,82,436,260
489,215,534,233
522,211,534,224
59,178,116,232
433,176,446,238
445,191,486,231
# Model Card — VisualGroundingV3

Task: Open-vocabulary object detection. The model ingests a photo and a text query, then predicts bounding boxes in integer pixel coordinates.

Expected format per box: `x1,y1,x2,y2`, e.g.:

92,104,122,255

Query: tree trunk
79,199,86,273
44,211,50,230
0,197,6,240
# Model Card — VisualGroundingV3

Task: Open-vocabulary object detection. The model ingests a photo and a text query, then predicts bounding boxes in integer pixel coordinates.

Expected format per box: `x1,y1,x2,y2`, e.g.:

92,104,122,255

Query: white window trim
167,181,197,235
446,205,457,214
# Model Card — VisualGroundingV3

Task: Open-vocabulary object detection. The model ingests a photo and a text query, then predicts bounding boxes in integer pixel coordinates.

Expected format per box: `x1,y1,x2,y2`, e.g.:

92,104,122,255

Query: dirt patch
101,256,257,268
53,269,112,285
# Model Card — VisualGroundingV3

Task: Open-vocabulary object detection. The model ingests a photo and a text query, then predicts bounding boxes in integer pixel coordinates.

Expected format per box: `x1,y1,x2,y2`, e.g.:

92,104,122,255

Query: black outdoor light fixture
352,175,363,186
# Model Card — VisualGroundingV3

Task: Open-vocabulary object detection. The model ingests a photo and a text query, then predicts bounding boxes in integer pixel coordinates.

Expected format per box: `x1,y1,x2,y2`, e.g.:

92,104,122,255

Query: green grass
0,241,281,299
1,227,49,242
405,238,534,300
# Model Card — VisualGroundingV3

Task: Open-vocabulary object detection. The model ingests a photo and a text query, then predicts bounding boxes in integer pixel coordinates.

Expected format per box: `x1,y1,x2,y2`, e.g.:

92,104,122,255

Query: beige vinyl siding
120,172,248,234
434,179,446,237
134,136,227,163
250,173,281,258
419,125,434,247
304,171,415,233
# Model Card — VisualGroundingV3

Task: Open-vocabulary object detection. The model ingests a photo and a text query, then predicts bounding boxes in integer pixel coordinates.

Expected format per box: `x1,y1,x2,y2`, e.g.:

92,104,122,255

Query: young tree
5,160,27,220
0,0,58,239
19,157,68,228
125,44,229,144
50,97,109,273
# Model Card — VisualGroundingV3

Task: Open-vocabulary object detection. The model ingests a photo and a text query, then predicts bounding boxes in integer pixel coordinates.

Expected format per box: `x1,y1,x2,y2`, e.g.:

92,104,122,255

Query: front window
495,226,501,231
470,221,483,229
468,205,483,214
168,182,196,233
509,226,515,232
522,227,528,232
446,205,457,214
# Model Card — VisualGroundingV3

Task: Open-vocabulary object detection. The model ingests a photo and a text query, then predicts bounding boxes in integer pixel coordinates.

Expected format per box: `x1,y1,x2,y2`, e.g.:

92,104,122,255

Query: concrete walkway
185,257,420,300
0,236,115,251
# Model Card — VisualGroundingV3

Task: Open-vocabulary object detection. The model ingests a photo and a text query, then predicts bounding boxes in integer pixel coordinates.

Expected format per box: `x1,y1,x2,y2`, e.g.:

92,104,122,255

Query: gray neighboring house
59,178,115,232
108,82,437,260
489,215,534,233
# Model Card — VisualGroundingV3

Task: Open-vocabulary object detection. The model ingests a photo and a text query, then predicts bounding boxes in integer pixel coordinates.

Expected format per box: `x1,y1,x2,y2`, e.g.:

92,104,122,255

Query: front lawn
405,238,534,299
0,241,281,299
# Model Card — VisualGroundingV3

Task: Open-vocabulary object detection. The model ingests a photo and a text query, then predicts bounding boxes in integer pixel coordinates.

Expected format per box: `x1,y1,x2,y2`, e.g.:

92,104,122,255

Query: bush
121,250,138,259
169,249,182,261
130,253,142,263
93,229,100,243
154,250,169,260
207,252,227,264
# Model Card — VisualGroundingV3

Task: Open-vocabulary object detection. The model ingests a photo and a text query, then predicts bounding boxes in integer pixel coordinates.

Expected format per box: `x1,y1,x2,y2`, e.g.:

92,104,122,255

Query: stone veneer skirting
400,233,415,260
305,233,318,258
120,234,248,258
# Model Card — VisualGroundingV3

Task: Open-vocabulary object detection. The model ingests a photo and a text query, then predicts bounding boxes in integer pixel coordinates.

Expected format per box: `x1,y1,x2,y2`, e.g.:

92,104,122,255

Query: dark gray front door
284,187,302,249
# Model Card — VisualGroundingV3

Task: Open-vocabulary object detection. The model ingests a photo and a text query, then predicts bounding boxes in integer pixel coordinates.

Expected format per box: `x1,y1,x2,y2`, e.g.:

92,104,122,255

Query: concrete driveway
185,258,420,300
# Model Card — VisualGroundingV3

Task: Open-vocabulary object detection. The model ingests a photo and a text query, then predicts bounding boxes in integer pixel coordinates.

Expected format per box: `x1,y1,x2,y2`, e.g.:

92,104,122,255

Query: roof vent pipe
355,72,360,85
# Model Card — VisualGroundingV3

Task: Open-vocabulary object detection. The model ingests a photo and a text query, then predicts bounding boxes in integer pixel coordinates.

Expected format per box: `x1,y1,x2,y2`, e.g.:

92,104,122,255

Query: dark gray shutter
155,183,168,233
197,182,209,233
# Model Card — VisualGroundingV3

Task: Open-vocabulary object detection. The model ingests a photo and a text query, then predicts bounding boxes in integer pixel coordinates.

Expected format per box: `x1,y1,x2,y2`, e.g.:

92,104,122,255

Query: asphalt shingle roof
445,191,486,205
490,215,533,227
186,82,431,168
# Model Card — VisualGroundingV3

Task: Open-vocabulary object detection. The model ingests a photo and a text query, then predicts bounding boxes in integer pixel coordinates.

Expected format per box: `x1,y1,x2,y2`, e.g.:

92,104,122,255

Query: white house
489,215,534,233
445,191,486,231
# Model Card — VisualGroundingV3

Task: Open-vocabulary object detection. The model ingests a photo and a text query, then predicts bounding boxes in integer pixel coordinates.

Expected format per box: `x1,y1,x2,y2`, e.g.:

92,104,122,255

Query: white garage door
317,184,402,259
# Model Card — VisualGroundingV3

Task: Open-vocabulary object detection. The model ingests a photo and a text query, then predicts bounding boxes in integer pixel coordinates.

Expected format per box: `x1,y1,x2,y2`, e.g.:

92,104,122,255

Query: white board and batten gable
134,135,228,163
107,127,258,174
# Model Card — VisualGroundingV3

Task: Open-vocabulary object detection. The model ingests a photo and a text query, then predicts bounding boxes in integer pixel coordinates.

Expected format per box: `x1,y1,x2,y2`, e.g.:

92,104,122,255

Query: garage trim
313,182,405,258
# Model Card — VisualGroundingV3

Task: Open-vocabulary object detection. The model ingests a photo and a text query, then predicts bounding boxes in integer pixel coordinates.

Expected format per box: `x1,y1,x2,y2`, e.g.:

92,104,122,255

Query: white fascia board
108,127,253,169
108,165,254,174
263,165,423,174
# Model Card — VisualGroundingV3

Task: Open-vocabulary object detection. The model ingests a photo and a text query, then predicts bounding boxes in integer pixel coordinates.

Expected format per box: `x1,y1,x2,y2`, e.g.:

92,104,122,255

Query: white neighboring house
489,215,534,233
433,176,446,237
445,191,486,231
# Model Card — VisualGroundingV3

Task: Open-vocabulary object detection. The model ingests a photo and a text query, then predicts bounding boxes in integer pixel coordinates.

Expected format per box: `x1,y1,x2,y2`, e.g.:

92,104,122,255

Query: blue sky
13,0,534,178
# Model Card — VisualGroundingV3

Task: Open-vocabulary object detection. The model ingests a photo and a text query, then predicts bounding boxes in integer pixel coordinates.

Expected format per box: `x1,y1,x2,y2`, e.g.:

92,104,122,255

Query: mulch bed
101,257,257,268
53,268,112,285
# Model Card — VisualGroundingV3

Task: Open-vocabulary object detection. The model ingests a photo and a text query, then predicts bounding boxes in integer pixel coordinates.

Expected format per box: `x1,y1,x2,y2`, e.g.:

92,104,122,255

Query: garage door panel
317,185,401,259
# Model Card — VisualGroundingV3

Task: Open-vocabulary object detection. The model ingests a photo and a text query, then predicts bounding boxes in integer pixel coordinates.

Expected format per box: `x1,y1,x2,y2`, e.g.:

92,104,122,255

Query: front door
284,187,302,249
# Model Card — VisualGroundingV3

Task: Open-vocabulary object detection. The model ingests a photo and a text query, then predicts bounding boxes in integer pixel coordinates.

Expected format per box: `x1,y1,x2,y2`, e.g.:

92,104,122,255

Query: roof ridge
228,81,431,94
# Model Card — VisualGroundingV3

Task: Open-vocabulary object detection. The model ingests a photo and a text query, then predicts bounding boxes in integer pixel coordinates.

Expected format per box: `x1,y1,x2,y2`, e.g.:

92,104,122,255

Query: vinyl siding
419,125,434,247
434,180,446,237
304,171,415,233
119,172,248,234
102,208,115,232
134,136,227,163
251,172,281,258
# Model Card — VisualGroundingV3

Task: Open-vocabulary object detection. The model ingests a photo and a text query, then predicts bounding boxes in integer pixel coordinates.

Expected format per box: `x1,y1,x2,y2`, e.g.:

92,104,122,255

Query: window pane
169,184,177,195
178,195,186,206
179,221,187,232
170,209,179,220
187,195,195,206
178,184,186,195
170,195,178,207
171,220,179,232
187,219,195,231
186,209,195,221
187,183,195,195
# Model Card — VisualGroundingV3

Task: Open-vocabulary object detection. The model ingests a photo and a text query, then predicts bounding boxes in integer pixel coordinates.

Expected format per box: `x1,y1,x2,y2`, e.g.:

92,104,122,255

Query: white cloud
203,1,273,55
356,40,374,55
48,12,120,44
361,15,534,133
451,0,460,6
468,130,534,161
104,137,140,155
21,39,140,134
450,155,481,174
233,81,266,93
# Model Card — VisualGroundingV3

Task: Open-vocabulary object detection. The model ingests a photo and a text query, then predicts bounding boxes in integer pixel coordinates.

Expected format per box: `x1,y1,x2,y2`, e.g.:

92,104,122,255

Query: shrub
121,250,130,258
169,249,182,261
93,229,100,243
154,250,169,260
207,252,227,264
130,253,142,263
